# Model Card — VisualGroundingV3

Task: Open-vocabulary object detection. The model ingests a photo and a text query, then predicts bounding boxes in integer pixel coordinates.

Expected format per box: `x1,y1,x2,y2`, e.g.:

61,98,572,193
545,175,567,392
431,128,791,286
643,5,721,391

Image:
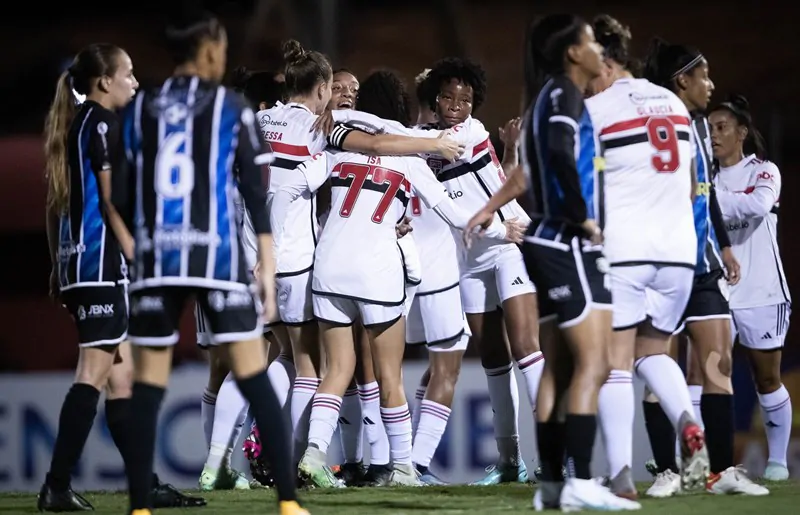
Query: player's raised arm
326,122,463,161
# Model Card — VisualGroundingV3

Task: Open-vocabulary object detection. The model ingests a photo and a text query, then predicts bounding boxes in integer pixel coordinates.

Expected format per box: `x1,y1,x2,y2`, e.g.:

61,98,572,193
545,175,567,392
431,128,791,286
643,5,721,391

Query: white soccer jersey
255,102,352,275
331,110,528,273
407,193,460,293
714,155,790,309
586,78,697,267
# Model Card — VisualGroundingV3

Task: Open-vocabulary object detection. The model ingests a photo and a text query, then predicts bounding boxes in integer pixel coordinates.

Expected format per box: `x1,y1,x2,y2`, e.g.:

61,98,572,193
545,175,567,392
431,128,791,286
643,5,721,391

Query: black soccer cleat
335,462,367,487
362,463,392,487
151,475,206,509
37,483,94,512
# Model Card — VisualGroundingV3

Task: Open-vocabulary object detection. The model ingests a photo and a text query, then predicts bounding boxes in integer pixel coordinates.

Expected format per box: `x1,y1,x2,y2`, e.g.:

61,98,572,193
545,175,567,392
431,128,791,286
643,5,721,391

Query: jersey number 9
646,117,680,173
155,133,195,198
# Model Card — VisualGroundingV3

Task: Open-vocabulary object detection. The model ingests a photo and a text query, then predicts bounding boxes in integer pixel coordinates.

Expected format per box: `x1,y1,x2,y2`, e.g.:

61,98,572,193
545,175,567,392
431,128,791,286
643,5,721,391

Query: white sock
307,393,342,455
516,351,545,414
267,354,296,410
358,382,390,466
381,404,413,466
758,385,792,467
411,400,451,468
635,355,693,428
206,373,249,470
411,385,427,435
291,377,321,460
598,370,634,478
339,387,363,463
224,406,249,469
201,388,217,449
688,385,704,429
484,363,521,464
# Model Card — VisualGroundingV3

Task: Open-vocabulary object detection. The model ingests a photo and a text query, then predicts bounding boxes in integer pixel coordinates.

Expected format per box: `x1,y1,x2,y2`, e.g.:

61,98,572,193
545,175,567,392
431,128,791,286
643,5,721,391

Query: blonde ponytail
44,71,76,214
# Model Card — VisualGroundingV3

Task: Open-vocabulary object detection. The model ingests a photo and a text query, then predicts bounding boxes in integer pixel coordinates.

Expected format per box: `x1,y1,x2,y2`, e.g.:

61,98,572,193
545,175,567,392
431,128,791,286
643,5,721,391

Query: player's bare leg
39,345,117,512
298,324,355,488
635,323,709,491
367,317,421,486
354,323,391,485
468,310,527,485
746,347,790,481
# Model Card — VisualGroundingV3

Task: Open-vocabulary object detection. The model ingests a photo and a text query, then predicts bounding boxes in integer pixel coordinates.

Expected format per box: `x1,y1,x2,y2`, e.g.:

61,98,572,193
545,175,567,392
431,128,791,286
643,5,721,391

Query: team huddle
39,8,791,515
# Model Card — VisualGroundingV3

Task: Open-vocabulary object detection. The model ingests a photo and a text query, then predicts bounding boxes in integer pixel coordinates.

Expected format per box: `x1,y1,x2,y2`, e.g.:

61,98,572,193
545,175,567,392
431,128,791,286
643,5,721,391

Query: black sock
564,414,596,480
105,398,134,464
236,370,297,502
643,400,678,473
127,383,165,511
536,421,566,481
701,393,734,474
46,383,101,491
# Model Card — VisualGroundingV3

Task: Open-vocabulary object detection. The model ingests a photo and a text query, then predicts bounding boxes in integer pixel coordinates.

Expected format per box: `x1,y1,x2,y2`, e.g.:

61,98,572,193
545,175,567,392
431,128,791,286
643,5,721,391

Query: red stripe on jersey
600,115,691,136
269,140,311,157
472,137,490,157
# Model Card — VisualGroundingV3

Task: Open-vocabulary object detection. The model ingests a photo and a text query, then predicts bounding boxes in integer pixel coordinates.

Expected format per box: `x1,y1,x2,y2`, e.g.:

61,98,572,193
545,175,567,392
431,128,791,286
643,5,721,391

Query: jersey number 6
336,162,406,223
646,117,680,173
155,133,195,198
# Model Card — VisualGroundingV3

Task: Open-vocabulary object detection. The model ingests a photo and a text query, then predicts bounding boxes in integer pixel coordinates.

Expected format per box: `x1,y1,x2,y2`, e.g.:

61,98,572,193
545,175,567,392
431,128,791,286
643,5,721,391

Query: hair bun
282,39,306,64
728,94,750,111
593,14,631,41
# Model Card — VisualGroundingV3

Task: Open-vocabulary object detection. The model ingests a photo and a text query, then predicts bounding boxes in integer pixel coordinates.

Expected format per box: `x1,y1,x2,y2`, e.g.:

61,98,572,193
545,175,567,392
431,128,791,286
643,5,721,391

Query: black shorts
130,285,261,347
61,285,128,347
195,301,272,349
674,269,731,334
521,236,612,326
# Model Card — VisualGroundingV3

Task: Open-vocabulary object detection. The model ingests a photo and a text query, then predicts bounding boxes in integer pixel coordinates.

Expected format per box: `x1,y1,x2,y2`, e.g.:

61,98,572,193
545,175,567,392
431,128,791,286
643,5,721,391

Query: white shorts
276,270,314,325
313,294,404,328
406,283,469,351
610,264,694,333
460,245,536,314
398,235,422,286
731,302,791,350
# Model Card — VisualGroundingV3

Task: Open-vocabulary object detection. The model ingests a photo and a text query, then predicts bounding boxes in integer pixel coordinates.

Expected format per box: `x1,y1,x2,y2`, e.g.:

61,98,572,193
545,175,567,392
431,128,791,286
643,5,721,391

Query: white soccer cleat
645,470,681,498
763,461,790,481
559,478,641,512
388,463,423,486
198,465,251,491
707,466,769,495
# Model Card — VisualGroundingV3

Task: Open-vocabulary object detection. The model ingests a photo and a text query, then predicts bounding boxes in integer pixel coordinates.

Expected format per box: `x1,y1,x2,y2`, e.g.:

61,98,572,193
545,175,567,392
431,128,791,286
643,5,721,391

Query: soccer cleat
471,460,529,485
388,463,423,486
559,478,641,511
335,462,367,487
707,466,769,495
415,464,447,486
607,466,638,500
363,463,393,487
762,461,789,481
37,483,94,512
297,448,344,489
199,465,251,491
678,413,709,491
151,475,206,508
532,481,563,511
279,500,310,515
645,470,681,498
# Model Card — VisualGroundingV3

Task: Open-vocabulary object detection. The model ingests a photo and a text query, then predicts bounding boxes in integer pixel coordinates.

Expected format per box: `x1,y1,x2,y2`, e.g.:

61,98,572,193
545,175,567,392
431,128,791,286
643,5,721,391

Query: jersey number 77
335,162,408,223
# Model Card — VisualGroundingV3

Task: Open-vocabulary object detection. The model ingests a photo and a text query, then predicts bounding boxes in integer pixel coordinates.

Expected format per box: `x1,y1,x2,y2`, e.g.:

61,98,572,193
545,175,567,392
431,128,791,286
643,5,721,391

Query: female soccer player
641,37,766,497
112,12,306,515
466,14,640,511
41,43,202,512
710,95,792,482
261,39,463,471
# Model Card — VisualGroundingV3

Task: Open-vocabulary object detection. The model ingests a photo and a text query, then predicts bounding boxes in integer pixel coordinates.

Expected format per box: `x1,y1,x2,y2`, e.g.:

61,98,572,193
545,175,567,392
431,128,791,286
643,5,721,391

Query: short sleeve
544,82,583,131
298,152,332,192
88,115,121,174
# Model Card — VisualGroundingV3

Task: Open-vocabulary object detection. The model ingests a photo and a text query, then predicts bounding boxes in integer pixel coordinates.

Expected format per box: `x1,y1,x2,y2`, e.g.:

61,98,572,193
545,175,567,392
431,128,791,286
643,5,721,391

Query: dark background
0,0,797,373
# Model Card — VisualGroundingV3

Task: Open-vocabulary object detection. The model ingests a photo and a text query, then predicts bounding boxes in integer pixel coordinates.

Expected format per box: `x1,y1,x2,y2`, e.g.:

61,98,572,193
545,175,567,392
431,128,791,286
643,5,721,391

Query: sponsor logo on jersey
259,114,288,127
448,190,463,200
726,220,750,231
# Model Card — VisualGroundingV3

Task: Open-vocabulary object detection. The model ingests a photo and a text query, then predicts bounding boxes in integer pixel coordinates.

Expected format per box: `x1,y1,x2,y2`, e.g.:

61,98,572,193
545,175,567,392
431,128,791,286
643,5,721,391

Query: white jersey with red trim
299,152,451,303
423,116,529,272
714,155,790,309
256,102,352,274
586,78,696,267
407,192,460,293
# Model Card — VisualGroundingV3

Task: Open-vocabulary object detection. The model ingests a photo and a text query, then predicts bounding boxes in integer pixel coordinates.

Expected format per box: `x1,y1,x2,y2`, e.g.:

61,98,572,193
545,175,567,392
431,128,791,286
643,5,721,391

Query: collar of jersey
285,102,314,114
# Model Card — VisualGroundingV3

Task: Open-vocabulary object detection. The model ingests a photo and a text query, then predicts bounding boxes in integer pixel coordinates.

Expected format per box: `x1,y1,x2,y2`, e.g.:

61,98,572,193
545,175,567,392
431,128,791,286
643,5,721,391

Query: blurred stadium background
0,0,797,492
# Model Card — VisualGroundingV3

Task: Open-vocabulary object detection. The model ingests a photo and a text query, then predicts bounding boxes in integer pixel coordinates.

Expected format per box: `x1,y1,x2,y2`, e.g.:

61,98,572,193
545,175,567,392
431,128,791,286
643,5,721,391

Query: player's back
587,78,696,267
407,192,460,292
314,152,415,304
124,76,253,288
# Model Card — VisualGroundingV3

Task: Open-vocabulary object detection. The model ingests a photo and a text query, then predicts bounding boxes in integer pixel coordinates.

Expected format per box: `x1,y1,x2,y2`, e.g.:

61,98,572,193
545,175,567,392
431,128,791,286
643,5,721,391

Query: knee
430,361,461,392
106,364,133,399
754,373,782,394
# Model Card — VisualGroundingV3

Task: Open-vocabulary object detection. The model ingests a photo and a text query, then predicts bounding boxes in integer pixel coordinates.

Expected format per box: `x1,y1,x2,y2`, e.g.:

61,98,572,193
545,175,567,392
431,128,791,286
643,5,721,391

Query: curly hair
425,57,487,113
356,69,412,127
